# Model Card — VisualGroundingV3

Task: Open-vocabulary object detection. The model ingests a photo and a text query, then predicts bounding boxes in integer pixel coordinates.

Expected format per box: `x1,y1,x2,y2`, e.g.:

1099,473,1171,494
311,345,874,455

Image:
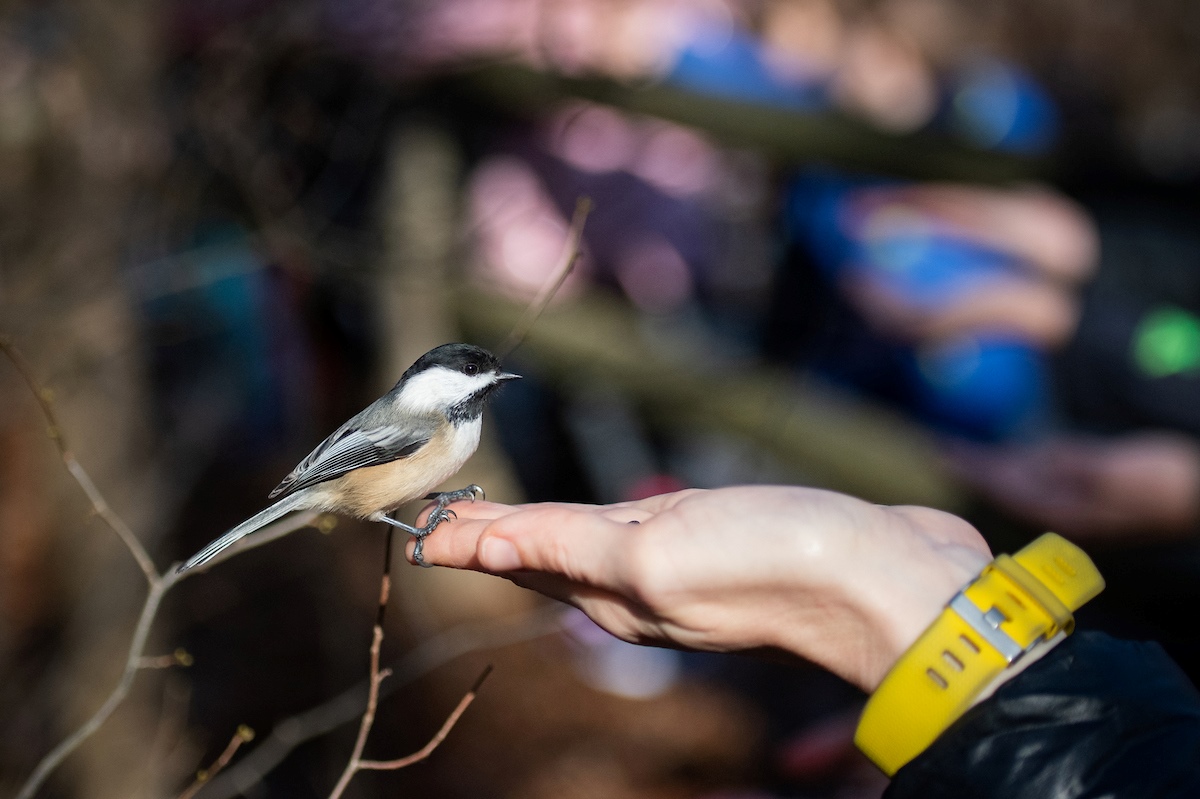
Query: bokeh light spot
615,235,694,313
1133,306,1200,378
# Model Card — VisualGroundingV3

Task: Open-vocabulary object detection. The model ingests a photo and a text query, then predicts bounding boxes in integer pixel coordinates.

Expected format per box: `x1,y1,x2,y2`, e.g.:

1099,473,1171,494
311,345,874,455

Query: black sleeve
884,631,1200,799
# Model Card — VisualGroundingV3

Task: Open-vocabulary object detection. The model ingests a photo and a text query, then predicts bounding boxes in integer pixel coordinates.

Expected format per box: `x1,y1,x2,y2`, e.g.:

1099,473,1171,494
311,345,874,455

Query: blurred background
2,0,1200,797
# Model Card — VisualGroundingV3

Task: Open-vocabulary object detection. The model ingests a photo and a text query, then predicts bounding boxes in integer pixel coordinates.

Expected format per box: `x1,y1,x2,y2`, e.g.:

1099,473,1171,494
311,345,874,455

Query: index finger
412,503,646,595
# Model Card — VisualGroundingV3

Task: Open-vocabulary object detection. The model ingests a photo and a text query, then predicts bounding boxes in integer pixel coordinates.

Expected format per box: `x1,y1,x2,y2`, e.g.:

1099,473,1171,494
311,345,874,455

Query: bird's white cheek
395,367,496,415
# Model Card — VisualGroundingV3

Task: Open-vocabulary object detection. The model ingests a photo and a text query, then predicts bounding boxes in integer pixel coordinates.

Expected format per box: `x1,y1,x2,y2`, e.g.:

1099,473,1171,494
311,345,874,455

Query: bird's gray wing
268,409,436,499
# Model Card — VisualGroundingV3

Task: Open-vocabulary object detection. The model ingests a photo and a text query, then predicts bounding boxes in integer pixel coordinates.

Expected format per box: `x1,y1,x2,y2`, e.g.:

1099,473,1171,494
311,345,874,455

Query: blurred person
836,189,1200,548
806,180,1200,546
783,174,1099,439
407,486,1200,797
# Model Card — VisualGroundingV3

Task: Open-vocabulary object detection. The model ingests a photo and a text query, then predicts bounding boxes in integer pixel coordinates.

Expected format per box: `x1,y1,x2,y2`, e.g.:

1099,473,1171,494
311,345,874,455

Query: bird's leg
378,515,433,567
380,484,485,568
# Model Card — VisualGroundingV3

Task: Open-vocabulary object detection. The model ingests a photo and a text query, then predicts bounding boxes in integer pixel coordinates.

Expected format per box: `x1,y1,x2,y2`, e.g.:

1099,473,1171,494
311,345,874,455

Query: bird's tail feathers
177,493,309,573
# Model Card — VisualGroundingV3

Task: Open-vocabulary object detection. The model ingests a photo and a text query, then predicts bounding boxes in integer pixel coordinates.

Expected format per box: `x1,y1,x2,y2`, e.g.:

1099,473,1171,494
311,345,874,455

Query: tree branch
2,334,320,799
326,528,492,799
177,725,255,799
357,664,492,771
1,335,158,583
327,528,395,799
15,580,167,799
199,608,562,799
496,195,592,360
136,649,194,670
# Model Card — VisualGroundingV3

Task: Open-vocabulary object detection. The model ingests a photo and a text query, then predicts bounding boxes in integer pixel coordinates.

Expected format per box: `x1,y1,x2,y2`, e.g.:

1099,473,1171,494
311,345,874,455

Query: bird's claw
410,484,484,568
423,507,456,528
412,535,432,568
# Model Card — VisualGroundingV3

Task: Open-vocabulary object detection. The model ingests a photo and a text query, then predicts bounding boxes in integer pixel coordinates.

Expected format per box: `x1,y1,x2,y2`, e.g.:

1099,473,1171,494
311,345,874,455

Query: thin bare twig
177,725,256,799
1,335,158,583
16,580,169,799
136,649,195,670
327,627,387,799
2,335,319,799
200,608,563,799
11,511,318,799
137,655,183,670
496,196,592,360
327,528,396,799
358,664,492,771
327,529,491,799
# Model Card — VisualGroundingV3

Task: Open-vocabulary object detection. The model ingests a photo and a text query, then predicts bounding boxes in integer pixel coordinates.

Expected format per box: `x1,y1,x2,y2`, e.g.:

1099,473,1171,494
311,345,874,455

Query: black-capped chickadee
177,343,519,573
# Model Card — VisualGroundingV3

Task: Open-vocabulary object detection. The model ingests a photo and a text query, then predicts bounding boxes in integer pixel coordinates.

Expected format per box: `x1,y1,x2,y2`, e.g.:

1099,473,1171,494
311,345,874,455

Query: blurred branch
16,578,170,799
177,726,255,799
200,607,563,798
497,196,592,359
0,335,157,582
457,290,966,510
136,648,194,670
1,334,320,799
462,63,1046,183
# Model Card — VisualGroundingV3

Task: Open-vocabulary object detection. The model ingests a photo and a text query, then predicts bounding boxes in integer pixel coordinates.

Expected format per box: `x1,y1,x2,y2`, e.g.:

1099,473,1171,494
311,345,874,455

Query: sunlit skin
407,486,991,692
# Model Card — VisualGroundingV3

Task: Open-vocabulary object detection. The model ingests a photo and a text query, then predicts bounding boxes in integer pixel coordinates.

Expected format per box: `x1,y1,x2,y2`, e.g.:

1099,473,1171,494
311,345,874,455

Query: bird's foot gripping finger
376,514,434,567
412,532,431,569
410,505,462,567
426,507,457,527
403,485,484,568
404,516,443,568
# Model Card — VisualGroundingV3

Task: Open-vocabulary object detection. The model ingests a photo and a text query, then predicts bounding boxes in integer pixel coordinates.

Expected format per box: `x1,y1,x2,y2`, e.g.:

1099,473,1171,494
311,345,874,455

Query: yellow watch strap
854,533,1104,776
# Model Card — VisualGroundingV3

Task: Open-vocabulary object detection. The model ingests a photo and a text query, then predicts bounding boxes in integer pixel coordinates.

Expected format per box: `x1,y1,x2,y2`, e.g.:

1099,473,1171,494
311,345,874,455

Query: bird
177,343,519,573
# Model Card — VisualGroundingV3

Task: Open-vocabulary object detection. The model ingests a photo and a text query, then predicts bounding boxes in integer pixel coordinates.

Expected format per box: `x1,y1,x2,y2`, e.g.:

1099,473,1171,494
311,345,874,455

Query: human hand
842,271,1080,348
945,432,1200,542
848,183,1098,285
839,183,1096,349
410,486,990,692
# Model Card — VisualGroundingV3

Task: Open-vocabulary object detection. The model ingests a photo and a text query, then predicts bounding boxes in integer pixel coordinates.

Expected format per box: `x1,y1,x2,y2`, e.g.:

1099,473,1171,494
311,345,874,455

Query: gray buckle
948,592,1025,663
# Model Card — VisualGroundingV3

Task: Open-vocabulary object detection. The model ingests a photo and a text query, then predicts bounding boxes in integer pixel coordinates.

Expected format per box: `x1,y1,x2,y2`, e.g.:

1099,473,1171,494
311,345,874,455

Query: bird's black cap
400,343,503,383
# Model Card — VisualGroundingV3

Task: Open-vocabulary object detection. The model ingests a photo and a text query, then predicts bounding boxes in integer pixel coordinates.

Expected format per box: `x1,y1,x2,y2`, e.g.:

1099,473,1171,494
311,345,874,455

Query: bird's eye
465,363,479,376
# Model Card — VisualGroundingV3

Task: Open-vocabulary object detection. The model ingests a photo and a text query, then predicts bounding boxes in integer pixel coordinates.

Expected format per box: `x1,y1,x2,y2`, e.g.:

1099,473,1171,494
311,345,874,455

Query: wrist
854,532,1106,776
857,508,992,691
766,502,991,693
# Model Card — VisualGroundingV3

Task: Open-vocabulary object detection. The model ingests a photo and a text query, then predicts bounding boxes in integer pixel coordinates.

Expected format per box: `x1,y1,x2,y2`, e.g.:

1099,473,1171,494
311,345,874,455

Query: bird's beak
496,372,521,382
